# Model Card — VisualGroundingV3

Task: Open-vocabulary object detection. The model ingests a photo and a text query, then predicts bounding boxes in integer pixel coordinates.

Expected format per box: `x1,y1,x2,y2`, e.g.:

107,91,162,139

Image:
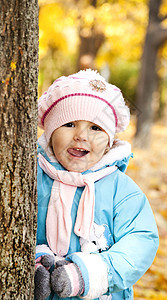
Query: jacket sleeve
98,174,159,294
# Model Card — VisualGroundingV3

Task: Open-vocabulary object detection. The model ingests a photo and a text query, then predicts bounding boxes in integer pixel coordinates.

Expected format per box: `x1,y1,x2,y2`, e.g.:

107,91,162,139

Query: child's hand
34,254,55,300
51,261,84,298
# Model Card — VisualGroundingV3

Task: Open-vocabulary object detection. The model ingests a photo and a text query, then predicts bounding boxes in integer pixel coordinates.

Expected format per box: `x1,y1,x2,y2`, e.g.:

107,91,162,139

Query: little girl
35,69,159,300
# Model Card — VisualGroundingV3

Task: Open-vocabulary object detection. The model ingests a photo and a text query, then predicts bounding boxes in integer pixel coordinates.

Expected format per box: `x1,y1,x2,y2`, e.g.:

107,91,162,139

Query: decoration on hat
89,79,106,92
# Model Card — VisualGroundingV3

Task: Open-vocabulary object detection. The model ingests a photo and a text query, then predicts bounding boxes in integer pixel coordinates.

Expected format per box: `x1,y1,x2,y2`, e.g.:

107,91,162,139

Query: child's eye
91,125,102,131
63,122,75,128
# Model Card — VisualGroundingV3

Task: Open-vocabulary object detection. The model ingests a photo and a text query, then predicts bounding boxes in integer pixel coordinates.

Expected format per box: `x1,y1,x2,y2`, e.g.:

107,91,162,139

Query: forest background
38,0,167,299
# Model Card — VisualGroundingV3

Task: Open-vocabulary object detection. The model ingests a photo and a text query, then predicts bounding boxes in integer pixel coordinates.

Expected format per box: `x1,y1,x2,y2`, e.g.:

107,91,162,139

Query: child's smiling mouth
67,148,90,158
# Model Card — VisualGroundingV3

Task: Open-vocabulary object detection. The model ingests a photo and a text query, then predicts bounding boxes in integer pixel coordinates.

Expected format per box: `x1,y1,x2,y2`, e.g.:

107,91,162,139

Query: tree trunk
77,0,105,70
77,29,105,70
0,1,38,299
134,0,167,147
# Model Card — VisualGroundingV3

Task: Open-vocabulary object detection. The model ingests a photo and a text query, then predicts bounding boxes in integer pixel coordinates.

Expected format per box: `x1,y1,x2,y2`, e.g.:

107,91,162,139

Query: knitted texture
38,69,130,146
51,262,85,298
35,245,71,300
35,266,51,300
34,254,55,300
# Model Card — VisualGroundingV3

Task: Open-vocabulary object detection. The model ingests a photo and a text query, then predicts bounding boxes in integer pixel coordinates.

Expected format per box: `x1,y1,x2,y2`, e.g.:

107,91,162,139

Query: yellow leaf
10,61,16,71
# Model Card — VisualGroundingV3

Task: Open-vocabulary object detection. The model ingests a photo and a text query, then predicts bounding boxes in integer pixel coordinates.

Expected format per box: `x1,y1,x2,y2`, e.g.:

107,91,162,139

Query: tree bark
134,0,167,147
77,29,105,70
0,1,38,299
77,0,105,70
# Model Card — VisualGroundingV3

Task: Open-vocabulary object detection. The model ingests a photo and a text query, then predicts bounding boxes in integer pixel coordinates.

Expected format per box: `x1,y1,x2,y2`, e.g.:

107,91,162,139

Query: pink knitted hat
38,69,130,146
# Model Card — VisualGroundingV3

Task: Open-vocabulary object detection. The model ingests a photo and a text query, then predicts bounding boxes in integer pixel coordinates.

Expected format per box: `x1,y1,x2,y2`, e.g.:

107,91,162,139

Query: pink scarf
38,153,117,256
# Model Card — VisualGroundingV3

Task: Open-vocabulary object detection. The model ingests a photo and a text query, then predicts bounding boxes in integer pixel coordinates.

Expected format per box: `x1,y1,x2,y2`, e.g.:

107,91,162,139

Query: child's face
51,120,109,172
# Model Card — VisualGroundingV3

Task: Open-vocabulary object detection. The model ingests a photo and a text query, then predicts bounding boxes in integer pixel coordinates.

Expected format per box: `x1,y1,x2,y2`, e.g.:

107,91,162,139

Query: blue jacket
37,134,159,300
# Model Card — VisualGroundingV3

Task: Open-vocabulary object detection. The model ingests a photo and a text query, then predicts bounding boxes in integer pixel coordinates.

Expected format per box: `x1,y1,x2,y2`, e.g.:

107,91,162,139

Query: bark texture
77,0,105,70
135,0,167,147
0,0,38,299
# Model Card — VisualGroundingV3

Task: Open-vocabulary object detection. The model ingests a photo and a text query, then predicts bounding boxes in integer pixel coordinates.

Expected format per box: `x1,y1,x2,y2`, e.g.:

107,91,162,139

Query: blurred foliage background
38,0,145,97
38,0,167,111
38,1,167,298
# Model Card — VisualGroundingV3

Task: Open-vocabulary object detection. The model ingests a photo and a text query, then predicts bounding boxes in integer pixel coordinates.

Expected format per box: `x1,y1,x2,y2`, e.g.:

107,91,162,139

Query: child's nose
73,127,88,142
